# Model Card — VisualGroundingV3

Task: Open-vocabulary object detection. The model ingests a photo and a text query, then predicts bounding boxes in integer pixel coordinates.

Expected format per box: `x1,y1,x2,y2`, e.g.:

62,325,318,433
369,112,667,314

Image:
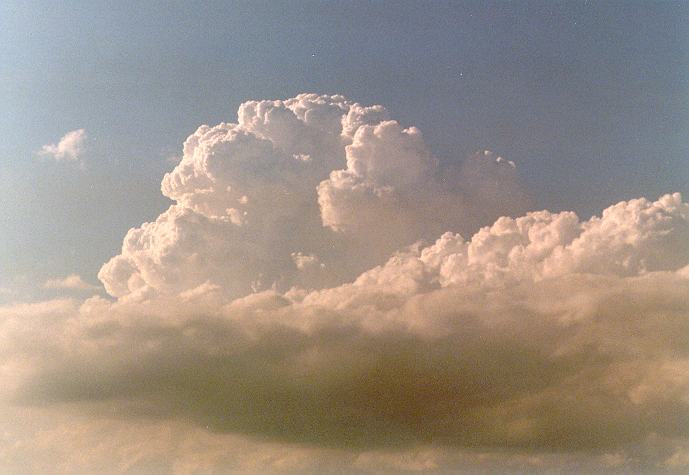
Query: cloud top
99,94,529,301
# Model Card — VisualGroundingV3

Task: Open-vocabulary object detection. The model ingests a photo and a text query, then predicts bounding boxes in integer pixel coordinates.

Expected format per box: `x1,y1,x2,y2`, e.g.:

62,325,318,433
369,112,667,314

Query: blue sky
1,0,688,298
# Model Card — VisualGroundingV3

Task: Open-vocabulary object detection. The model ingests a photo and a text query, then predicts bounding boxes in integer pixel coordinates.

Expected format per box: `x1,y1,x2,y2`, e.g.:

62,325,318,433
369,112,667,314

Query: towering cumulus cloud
98,94,529,300
3,95,689,473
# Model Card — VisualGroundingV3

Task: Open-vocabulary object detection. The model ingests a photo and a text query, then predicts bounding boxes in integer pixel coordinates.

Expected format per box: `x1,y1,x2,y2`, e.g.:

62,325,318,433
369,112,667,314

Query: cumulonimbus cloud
2,94,689,473
38,129,86,161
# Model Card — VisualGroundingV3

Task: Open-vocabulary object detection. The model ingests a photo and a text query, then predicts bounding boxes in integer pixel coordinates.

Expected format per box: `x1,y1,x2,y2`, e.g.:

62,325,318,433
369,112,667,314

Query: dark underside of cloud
15,272,689,452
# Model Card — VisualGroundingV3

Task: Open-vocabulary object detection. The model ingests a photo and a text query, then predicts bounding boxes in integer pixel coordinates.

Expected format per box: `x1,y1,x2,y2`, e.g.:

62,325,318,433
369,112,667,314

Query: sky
1,1,689,473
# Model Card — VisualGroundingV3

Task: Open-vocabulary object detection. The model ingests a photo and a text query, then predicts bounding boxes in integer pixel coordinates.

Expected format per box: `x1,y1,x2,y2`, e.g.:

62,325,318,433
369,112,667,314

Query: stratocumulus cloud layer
2,95,689,473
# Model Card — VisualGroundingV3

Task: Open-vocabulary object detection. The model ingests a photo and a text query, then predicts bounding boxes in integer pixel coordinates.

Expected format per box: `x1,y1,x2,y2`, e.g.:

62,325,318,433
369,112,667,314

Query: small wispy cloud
38,129,86,161
291,252,323,270
44,274,98,290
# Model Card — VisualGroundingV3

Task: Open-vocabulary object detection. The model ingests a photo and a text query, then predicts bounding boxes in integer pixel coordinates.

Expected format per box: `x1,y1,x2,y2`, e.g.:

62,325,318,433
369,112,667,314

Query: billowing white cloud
44,274,98,291
38,129,86,161
3,94,689,472
99,94,529,301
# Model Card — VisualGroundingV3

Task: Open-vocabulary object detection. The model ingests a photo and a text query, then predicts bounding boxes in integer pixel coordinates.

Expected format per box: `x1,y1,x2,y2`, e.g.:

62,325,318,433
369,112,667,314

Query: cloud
5,411,687,475
38,129,86,161
4,94,689,472
43,274,99,291
291,252,323,270
99,94,529,301
3,193,689,473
